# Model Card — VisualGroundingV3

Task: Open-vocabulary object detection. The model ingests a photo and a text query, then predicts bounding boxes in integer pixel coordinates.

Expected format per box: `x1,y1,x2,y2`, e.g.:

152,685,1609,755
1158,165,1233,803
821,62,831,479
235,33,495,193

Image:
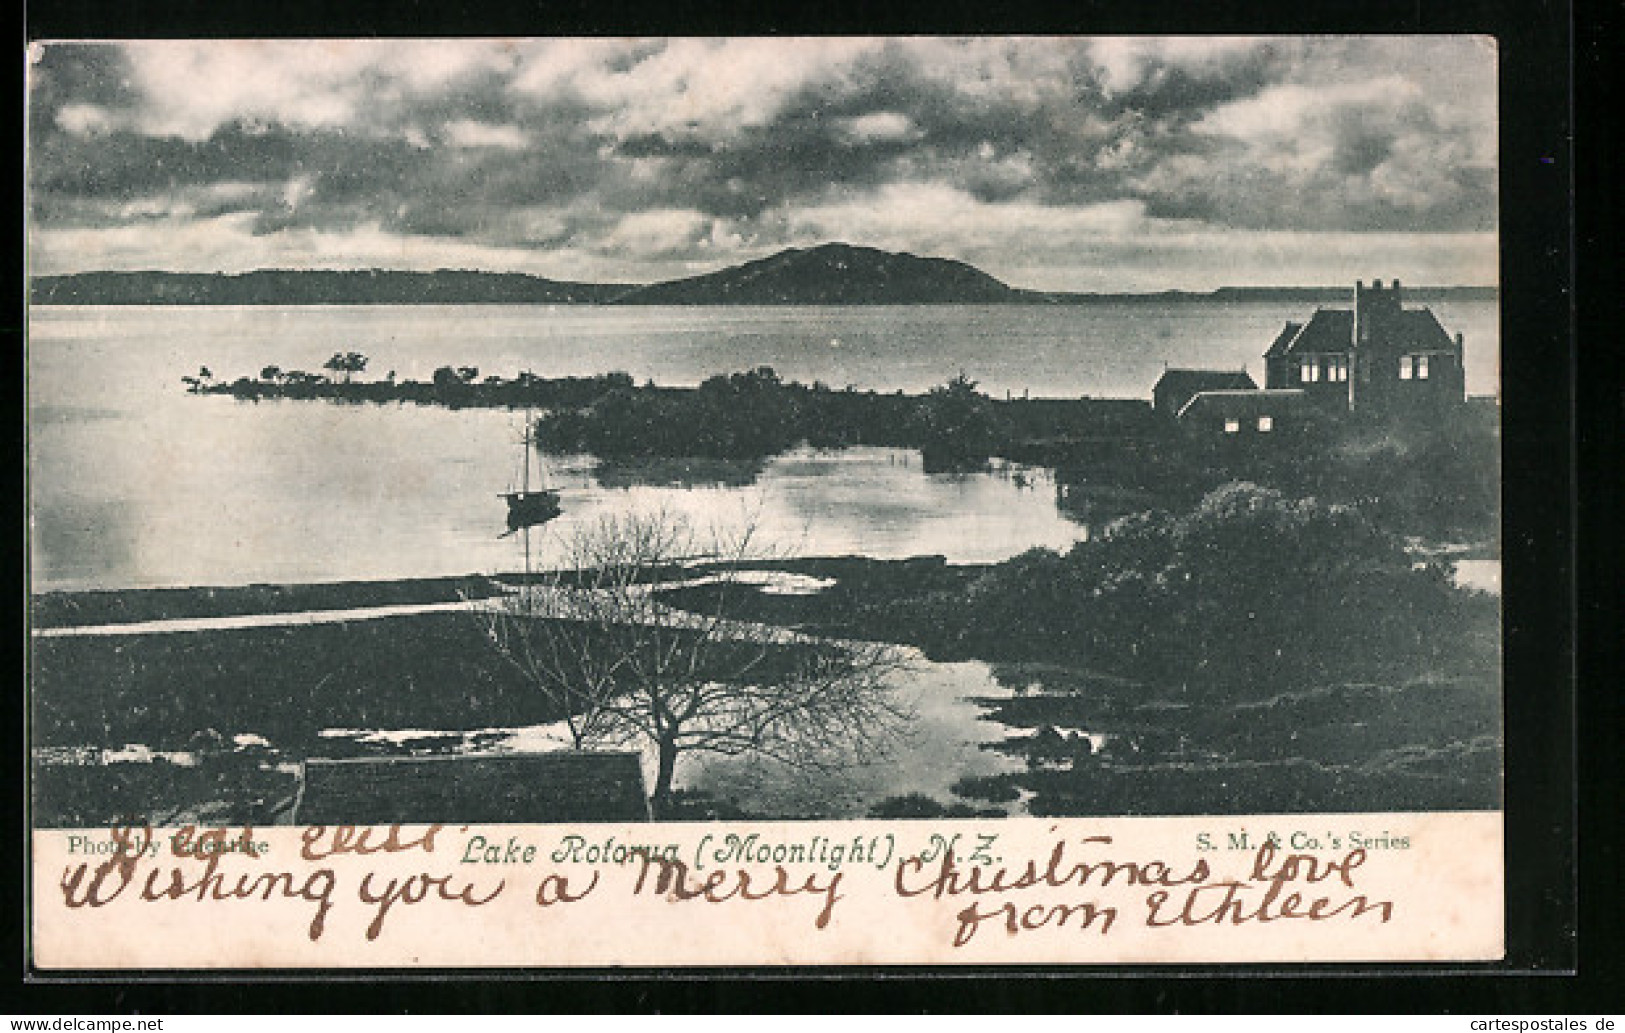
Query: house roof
1383,308,1458,352
1266,307,1456,358
1263,321,1303,358
294,751,650,825
1152,368,1257,399
1267,309,1352,357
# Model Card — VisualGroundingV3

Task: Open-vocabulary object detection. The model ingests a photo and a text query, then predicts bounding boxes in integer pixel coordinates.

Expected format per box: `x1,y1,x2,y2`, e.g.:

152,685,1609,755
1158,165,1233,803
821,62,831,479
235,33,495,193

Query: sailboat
500,383,562,536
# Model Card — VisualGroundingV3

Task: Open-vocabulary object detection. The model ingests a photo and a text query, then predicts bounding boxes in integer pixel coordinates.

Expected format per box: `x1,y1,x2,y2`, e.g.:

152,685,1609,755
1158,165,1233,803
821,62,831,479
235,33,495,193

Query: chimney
1354,279,1369,345
1456,332,1467,402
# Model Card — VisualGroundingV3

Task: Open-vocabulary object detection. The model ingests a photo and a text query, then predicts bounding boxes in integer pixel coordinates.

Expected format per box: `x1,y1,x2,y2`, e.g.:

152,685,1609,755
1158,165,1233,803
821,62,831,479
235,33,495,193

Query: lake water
27,301,1501,819
315,649,1031,820
28,302,1499,592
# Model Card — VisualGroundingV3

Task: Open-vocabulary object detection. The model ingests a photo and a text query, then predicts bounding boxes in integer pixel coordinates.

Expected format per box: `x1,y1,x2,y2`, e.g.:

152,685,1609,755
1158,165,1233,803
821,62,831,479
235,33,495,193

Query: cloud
597,209,716,257
29,212,563,276
54,102,118,137
1089,37,1278,95
518,38,882,144
836,112,920,144
27,43,141,124
1132,69,1497,231
26,37,1499,287
112,40,524,141
441,120,528,149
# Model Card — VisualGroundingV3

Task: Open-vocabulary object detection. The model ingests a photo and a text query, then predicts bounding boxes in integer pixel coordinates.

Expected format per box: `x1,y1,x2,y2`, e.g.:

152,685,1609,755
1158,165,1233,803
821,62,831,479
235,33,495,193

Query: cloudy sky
27,37,1497,291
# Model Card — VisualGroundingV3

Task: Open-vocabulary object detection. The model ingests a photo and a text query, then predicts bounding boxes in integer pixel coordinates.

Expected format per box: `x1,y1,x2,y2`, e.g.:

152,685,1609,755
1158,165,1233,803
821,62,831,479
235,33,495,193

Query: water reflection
587,455,768,489
61,649,1040,822
30,301,1498,591
31,385,1092,589
678,653,1029,819
30,494,138,586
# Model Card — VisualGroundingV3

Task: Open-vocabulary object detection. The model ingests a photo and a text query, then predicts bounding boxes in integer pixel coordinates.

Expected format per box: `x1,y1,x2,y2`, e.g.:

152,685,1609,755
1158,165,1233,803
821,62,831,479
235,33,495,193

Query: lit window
1224,418,1240,434
1257,416,1274,432
1300,357,1320,383
1329,356,1349,382
1416,355,1430,379
1399,356,1414,380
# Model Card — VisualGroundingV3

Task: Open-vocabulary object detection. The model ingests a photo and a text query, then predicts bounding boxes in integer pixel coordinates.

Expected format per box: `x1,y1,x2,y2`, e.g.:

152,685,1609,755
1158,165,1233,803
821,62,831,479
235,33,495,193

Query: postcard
27,36,1507,969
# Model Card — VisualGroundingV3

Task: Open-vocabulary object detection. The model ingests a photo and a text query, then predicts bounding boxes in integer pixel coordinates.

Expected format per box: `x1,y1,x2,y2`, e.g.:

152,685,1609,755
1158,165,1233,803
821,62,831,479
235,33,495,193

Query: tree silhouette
471,509,911,817
322,352,369,383
914,373,996,471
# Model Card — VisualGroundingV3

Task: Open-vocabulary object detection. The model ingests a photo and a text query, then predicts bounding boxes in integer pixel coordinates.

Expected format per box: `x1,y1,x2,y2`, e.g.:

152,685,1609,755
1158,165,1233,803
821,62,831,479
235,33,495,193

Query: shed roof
1152,368,1257,398
294,751,650,825
1176,388,1313,420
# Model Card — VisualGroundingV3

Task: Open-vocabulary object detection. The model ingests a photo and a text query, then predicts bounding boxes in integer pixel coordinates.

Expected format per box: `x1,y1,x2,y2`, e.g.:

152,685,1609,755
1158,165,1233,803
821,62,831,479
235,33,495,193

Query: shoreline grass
29,530,1501,825
30,574,507,629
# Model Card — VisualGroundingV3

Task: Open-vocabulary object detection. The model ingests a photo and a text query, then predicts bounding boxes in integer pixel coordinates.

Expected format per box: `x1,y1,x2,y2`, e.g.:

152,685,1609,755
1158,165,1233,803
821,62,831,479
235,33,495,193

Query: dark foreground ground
30,537,1501,826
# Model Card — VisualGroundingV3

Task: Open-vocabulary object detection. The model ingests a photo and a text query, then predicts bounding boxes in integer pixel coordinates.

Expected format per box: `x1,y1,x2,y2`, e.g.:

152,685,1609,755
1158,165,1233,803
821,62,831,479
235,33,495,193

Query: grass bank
31,488,1502,825
31,574,506,629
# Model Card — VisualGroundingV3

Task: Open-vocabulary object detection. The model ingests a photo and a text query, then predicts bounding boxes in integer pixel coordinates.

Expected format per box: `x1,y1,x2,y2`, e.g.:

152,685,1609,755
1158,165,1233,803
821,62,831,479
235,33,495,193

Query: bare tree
471,509,912,817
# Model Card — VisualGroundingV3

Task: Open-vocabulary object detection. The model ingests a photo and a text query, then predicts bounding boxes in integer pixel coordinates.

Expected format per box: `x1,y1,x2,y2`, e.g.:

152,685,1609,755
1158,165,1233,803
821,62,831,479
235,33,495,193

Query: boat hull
502,490,562,532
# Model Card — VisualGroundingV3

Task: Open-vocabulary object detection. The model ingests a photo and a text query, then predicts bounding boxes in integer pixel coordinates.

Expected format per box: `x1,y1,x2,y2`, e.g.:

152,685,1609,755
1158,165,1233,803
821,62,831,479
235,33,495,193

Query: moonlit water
316,654,1033,818
28,301,1500,592
29,301,1502,815
680,655,1029,818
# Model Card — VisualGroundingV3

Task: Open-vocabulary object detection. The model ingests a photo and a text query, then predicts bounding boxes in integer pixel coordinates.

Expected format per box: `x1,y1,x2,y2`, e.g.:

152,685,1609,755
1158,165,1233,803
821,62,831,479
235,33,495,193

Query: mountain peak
613,243,1015,305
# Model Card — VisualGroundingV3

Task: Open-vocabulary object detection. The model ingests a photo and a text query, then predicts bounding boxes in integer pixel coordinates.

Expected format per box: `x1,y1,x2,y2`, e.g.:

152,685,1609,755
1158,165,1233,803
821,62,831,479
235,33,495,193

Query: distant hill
28,269,629,306
29,251,1498,306
611,243,1020,305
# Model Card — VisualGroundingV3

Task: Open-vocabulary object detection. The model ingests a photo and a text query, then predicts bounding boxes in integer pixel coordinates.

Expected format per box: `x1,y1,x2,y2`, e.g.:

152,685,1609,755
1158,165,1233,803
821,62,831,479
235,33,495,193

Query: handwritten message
33,814,1503,967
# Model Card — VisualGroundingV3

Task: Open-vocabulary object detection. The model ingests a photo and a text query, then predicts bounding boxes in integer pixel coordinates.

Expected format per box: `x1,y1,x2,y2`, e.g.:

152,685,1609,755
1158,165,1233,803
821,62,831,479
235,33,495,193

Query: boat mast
522,370,533,584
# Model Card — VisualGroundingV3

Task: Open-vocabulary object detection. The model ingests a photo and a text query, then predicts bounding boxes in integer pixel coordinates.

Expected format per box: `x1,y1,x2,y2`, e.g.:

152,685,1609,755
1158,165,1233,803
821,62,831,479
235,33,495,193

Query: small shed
1175,388,1317,438
1152,369,1258,418
292,751,651,825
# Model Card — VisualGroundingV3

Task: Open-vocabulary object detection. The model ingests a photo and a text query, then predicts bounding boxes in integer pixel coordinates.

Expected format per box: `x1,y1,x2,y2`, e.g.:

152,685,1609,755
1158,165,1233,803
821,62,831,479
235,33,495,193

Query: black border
12,0,1597,1013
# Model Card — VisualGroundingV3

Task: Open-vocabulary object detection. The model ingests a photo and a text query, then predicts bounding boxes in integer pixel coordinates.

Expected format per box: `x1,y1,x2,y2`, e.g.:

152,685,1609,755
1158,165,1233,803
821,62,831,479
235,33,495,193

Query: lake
315,648,1032,821
27,301,1502,821
28,301,1499,592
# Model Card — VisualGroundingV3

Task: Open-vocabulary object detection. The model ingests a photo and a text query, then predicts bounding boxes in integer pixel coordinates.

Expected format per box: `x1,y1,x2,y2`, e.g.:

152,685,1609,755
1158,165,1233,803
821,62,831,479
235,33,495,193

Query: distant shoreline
28,280,1499,307
29,247,1498,308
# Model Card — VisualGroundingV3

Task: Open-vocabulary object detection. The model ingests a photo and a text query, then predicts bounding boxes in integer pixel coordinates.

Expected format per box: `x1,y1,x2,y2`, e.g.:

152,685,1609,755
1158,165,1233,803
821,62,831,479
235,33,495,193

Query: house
1263,279,1466,417
291,751,651,825
1152,368,1257,418
1163,279,1468,440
